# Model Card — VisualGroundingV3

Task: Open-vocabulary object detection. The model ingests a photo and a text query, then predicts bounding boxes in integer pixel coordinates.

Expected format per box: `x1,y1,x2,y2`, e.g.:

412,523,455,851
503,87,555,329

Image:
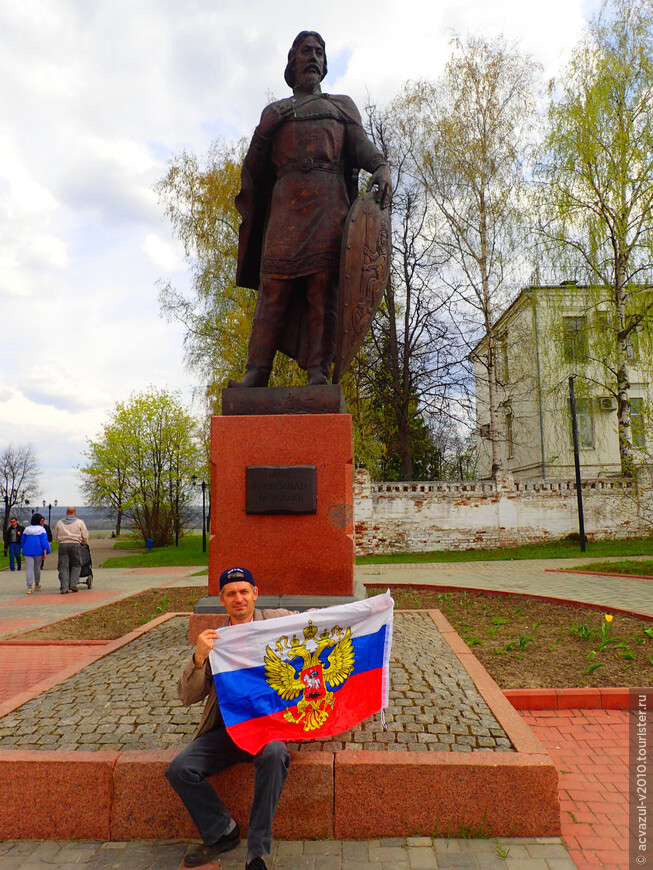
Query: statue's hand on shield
366,164,392,210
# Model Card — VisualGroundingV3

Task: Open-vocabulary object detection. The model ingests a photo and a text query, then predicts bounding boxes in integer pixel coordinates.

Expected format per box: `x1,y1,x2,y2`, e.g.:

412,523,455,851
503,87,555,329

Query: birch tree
539,0,653,476
360,93,468,480
415,36,541,478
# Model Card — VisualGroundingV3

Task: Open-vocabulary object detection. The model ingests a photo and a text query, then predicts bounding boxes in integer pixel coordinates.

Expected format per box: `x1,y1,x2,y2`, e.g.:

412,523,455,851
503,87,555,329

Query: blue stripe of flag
214,624,388,727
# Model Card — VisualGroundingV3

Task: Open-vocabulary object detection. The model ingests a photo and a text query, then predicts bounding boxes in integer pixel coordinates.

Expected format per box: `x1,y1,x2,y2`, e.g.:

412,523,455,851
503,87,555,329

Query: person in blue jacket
21,513,51,594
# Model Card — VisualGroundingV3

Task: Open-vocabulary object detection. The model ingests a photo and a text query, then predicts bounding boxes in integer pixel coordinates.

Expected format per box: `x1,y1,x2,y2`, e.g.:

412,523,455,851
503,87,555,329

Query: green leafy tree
80,426,130,536
539,0,653,475
156,141,252,399
80,388,201,546
157,140,304,410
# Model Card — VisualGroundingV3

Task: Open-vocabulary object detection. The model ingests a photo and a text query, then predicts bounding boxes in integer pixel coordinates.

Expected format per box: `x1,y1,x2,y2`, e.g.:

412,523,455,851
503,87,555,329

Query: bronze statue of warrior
230,30,392,388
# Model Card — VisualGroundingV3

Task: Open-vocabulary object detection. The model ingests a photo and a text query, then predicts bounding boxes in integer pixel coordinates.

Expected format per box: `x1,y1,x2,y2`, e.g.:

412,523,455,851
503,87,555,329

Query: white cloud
142,234,186,273
0,0,603,502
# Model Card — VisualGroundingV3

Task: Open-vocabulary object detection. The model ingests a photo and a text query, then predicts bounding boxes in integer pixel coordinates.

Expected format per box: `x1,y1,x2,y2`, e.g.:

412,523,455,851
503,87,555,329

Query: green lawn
355,536,653,565
0,540,58,571
102,534,209,568
16,533,651,572
565,558,653,577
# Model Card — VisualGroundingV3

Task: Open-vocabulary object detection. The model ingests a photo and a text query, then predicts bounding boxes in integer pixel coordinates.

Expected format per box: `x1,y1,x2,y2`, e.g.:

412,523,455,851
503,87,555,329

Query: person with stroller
54,506,89,594
21,513,51,593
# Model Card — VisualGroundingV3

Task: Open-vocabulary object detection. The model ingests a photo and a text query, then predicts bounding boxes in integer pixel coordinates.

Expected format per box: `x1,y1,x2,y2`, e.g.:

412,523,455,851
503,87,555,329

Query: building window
595,310,610,330
500,334,509,382
563,316,588,361
506,413,513,458
571,398,594,449
631,397,646,447
626,329,640,362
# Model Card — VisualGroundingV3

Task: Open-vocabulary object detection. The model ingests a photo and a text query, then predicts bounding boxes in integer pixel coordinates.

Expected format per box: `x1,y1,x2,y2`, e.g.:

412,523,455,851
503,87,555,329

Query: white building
473,282,652,480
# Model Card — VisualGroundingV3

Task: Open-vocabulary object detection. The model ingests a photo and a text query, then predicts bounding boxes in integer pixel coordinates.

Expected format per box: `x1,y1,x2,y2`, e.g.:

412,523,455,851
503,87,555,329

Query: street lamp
568,376,587,553
192,476,208,553
42,499,58,526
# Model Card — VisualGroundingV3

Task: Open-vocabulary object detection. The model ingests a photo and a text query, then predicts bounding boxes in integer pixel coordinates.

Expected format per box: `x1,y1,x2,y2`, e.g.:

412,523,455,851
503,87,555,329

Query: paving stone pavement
3,551,619,869
523,709,628,870
0,613,512,753
358,555,653,616
0,836,577,869
0,642,102,704
0,547,202,640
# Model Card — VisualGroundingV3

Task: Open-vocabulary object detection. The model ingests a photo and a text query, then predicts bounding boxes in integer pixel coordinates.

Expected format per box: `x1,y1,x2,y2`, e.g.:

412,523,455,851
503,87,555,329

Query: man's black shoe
246,859,267,870
183,823,241,867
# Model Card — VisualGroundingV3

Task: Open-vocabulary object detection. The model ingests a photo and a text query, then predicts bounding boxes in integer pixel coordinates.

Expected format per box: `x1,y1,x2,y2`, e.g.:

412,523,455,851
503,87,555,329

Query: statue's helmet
284,31,328,88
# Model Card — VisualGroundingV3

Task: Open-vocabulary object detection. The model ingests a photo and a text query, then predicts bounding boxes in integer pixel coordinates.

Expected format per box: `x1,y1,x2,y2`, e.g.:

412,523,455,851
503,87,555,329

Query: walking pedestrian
21,513,51,593
53,507,89,594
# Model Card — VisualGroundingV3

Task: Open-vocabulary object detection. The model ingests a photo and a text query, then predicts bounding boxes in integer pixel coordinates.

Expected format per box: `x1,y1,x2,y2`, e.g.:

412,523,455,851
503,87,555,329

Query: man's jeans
8,542,21,570
165,727,290,858
57,542,81,591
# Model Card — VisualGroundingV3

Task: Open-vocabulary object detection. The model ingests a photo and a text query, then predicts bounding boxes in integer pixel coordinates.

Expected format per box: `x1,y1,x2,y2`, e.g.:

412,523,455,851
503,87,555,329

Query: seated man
166,567,295,870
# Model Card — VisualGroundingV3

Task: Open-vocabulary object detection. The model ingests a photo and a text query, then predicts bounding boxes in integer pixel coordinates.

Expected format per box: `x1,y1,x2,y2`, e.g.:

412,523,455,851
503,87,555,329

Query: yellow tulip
605,614,613,623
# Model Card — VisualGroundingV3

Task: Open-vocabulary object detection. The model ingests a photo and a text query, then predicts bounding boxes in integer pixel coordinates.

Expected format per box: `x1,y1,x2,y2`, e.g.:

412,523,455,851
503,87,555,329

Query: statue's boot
227,317,280,388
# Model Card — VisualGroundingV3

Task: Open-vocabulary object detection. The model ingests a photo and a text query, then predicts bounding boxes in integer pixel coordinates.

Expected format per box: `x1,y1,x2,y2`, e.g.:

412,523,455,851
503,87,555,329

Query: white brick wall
353,469,650,555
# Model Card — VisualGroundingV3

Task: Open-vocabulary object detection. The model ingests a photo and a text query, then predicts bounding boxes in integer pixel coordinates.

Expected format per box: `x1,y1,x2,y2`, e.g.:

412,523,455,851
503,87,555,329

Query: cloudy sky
0,0,601,504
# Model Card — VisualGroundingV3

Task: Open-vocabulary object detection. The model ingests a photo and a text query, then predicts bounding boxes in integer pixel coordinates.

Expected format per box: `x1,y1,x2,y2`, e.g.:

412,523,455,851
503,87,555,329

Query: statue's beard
295,67,321,92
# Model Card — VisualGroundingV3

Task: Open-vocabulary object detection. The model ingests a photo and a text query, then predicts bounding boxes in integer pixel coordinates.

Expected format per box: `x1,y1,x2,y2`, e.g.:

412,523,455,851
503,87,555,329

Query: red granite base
112,751,333,840
0,610,560,841
504,686,631,710
0,751,116,840
209,414,354,597
335,751,559,839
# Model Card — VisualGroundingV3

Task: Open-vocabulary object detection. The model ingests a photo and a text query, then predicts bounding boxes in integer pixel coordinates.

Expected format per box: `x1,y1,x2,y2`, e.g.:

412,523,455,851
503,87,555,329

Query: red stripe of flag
226,667,385,755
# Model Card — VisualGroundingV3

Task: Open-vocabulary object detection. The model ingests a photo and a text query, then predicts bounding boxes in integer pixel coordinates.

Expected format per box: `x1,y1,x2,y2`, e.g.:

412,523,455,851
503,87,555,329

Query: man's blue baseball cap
219,566,256,590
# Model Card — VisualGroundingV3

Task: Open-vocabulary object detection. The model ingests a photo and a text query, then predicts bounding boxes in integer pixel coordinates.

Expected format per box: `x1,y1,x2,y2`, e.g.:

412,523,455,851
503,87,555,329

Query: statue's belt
276,157,341,178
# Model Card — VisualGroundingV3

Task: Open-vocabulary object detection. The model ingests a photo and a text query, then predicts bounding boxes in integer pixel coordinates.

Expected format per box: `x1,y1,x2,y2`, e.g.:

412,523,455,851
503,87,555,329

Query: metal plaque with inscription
246,465,317,514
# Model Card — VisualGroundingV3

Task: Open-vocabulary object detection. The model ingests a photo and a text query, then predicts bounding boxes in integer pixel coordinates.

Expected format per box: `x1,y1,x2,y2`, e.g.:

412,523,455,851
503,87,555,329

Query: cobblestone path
0,613,512,753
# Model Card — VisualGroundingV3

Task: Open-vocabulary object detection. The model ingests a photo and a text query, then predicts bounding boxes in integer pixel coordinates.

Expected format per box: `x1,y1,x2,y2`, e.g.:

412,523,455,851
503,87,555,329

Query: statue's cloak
235,94,362,369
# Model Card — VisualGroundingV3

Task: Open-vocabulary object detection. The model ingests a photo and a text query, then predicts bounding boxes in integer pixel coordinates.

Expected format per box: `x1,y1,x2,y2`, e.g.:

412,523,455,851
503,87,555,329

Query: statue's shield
332,192,391,383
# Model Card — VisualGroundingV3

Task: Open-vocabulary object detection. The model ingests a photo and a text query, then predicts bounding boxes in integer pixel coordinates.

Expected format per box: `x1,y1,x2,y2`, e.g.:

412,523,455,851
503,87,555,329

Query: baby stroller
79,544,93,588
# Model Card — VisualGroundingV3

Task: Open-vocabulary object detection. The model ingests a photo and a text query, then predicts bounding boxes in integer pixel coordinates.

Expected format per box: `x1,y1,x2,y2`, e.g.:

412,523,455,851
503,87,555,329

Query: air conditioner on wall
598,396,617,411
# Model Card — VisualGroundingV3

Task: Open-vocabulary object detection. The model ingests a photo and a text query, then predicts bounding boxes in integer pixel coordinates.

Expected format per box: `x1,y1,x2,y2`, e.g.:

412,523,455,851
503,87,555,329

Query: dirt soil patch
368,587,653,689
20,587,207,642
15,585,653,688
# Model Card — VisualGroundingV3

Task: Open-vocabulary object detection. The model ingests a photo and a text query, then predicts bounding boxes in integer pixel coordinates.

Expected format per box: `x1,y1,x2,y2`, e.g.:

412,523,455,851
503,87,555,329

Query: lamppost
568,376,587,553
191,476,208,553
42,499,58,526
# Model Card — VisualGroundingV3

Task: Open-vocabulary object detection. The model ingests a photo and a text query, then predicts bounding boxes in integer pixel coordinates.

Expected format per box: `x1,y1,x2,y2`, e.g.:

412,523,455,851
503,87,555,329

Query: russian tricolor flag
209,591,394,755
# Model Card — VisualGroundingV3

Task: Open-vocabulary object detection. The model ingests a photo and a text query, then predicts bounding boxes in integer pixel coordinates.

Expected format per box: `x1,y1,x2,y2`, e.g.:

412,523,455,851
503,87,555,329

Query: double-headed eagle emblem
264,620,355,731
